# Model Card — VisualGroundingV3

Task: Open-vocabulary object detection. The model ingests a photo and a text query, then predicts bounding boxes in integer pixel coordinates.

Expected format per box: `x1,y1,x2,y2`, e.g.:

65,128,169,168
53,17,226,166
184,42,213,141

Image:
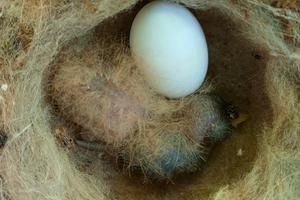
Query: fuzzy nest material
0,0,299,200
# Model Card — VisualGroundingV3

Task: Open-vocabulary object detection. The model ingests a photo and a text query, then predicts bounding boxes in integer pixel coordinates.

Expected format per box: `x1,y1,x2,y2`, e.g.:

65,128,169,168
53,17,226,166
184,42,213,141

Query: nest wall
0,0,299,200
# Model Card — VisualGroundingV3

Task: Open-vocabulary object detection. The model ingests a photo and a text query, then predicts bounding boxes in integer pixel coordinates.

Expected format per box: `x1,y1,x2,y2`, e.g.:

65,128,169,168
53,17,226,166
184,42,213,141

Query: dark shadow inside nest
46,1,273,200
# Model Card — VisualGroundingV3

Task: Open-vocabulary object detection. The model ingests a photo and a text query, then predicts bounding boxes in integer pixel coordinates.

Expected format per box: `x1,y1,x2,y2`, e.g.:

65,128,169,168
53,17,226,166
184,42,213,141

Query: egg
130,1,208,98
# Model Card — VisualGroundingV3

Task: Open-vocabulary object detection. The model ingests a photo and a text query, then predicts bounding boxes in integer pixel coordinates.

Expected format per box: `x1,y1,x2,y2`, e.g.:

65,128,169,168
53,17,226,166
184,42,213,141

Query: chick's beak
231,113,249,128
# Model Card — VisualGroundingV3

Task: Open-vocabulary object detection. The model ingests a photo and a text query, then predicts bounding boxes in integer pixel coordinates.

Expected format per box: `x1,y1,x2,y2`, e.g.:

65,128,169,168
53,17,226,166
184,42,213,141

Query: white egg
130,1,208,98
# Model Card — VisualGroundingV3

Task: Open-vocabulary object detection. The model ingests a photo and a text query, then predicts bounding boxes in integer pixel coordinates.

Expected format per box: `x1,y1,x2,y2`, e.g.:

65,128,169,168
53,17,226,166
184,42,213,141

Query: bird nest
0,0,299,200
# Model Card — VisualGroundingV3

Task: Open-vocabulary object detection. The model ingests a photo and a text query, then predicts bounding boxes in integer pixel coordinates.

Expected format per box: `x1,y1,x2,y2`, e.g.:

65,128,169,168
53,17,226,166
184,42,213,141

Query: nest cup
0,1,299,200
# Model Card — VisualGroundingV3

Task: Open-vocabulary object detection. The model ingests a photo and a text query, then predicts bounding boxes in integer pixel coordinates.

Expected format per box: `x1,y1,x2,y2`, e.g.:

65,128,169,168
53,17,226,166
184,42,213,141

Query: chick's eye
229,112,239,120
225,105,238,120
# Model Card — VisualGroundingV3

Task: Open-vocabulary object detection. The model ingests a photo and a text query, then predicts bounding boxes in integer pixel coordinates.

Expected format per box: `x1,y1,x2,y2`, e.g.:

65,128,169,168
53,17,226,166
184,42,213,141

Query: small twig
0,131,7,148
75,139,105,151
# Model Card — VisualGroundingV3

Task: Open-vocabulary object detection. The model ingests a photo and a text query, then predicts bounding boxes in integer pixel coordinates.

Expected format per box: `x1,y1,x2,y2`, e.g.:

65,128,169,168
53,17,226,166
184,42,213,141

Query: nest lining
44,1,272,195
